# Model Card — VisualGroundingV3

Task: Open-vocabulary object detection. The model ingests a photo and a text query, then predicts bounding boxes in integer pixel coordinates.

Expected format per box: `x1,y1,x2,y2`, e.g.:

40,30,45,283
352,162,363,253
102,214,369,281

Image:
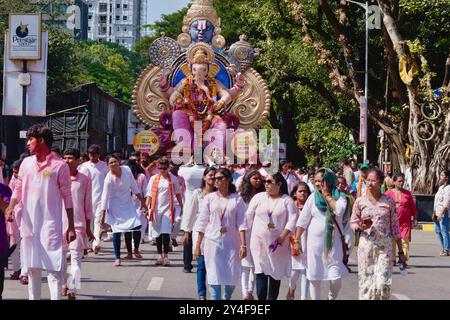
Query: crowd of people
0,124,449,300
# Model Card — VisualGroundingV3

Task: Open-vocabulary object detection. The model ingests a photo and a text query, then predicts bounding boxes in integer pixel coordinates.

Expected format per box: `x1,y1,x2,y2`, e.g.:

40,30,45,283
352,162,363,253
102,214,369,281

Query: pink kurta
384,189,417,241
63,172,93,251
246,193,298,280
194,192,248,286
12,152,73,272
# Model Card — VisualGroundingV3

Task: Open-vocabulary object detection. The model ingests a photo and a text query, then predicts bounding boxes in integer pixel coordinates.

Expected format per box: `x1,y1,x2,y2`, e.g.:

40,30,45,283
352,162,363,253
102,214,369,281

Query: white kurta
178,164,205,216
298,192,349,281
180,188,207,253
247,193,298,280
100,166,141,233
132,173,148,227
147,173,181,237
241,202,254,268
194,192,247,286
292,207,307,270
78,160,108,216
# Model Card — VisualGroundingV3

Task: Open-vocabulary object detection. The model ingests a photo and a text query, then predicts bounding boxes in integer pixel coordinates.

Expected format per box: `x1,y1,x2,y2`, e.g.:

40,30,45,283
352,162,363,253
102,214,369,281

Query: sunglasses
265,179,275,185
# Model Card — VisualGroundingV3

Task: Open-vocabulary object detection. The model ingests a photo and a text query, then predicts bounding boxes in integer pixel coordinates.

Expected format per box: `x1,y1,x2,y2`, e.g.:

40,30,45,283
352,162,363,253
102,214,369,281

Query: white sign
3,31,48,117
9,13,42,60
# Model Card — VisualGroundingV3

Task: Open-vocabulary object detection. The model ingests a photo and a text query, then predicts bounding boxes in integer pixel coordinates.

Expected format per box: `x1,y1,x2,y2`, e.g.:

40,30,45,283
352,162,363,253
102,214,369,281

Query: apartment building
86,0,141,49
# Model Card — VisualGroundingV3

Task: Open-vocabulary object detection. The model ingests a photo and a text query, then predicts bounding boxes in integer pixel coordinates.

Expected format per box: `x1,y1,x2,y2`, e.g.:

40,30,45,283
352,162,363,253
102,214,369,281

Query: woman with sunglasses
293,168,350,300
100,154,147,267
246,173,298,300
239,169,265,300
181,166,217,300
194,168,247,300
147,158,184,266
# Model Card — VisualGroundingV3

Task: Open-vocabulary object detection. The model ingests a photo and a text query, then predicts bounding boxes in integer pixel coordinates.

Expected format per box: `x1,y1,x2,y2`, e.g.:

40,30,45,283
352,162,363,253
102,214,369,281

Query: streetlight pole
346,0,369,164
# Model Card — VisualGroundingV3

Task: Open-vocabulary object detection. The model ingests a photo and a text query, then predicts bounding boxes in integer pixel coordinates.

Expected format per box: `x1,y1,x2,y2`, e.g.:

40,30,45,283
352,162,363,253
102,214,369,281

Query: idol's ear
208,63,220,78
180,63,191,77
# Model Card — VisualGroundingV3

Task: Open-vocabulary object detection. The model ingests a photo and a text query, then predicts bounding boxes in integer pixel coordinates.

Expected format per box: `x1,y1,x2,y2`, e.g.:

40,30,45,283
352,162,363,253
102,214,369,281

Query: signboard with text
132,130,160,156
9,13,42,60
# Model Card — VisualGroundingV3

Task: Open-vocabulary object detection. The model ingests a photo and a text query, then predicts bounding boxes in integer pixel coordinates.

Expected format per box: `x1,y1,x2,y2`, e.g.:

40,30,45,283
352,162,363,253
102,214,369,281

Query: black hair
200,166,217,190
290,181,312,200
442,169,450,186
80,153,89,161
88,144,102,155
51,146,61,155
106,154,121,164
216,167,236,193
26,124,53,148
268,172,289,196
127,159,145,179
12,160,22,170
240,169,265,203
393,173,405,182
63,148,80,159
340,159,350,166
130,151,141,158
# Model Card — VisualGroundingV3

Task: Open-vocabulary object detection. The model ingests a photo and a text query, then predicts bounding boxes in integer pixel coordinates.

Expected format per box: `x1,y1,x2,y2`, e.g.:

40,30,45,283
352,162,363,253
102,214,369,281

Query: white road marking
147,277,164,291
392,293,411,300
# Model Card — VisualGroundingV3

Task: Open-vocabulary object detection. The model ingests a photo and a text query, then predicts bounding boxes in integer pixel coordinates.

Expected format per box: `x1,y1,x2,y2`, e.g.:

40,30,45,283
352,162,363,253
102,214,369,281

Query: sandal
20,276,29,285
286,288,295,300
10,271,20,280
133,251,143,259
113,259,122,267
62,287,68,297
67,292,76,300
155,257,164,266
440,250,449,256
123,253,133,260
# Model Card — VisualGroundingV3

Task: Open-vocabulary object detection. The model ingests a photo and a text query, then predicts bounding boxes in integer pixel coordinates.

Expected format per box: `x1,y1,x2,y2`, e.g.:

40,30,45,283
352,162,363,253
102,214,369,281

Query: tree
279,0,449,193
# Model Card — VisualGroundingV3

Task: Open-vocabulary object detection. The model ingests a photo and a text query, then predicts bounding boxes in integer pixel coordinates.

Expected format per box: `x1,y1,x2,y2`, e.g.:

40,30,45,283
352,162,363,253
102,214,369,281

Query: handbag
331,215,348,264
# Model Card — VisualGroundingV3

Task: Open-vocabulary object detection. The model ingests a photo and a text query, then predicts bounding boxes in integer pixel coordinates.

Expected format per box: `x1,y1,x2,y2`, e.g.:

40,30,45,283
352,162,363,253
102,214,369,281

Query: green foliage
297,119,363,168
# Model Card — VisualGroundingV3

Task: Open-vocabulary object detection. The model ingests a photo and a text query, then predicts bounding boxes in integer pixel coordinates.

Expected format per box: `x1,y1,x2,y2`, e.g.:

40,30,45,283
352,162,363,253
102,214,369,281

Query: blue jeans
435,210,450,251
209,285,235,300
197,255,207,298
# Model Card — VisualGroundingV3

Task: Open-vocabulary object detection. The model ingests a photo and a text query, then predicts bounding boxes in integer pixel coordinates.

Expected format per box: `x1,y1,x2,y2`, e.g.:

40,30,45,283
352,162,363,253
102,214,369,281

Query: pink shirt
70,172,93,231
12,152,73,271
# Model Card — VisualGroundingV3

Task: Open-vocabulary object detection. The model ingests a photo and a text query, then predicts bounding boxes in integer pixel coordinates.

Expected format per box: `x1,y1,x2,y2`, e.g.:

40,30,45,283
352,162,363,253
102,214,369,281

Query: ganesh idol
132,0,271,160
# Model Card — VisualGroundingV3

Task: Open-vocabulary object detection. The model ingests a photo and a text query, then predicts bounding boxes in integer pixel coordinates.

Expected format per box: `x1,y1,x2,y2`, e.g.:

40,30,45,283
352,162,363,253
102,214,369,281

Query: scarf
314,169,351,258
150,173,175,224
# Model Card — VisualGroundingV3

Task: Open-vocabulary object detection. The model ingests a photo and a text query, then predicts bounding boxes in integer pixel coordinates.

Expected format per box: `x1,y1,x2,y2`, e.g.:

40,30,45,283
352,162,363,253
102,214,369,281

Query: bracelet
240,245,247,248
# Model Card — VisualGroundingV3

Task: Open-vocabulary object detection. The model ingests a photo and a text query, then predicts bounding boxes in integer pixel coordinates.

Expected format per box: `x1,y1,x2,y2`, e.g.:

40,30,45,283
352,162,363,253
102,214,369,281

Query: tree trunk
377,0,450,194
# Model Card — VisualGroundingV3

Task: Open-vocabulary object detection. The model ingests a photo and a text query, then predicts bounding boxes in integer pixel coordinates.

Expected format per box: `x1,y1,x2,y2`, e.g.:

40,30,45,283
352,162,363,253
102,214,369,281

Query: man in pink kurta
5,124,76,300
62,148,94,299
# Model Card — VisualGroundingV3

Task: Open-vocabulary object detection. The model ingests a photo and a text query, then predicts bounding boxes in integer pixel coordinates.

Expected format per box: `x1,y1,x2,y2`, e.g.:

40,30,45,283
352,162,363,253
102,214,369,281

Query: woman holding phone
350,168,405,300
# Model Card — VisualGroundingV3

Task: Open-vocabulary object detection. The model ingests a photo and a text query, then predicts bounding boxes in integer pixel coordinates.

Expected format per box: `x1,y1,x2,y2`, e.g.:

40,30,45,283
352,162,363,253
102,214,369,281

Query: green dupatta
314,168,353,258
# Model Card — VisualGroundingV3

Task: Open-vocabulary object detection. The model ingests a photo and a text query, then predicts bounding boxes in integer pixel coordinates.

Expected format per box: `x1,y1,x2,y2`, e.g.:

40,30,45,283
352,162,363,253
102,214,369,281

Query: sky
147,0,191,25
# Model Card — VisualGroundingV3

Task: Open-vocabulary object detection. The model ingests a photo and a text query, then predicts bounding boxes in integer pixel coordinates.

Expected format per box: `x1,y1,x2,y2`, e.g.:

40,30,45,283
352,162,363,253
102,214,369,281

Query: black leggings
124,231,141,253
256,273,281,300
0,266,4,300
156,234,171,254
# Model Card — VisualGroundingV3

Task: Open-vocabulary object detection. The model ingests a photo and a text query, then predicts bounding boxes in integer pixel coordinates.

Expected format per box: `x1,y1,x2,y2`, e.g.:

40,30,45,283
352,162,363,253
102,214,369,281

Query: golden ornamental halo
187,43,215,65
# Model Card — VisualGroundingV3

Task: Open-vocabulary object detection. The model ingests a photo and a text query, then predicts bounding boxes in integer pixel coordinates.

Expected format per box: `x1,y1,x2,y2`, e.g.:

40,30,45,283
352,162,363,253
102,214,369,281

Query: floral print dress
350,195,401,300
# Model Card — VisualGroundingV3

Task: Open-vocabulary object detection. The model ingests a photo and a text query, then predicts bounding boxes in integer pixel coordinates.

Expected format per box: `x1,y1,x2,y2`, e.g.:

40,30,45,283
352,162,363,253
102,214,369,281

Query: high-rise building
86,0,141,49
139,0,151,37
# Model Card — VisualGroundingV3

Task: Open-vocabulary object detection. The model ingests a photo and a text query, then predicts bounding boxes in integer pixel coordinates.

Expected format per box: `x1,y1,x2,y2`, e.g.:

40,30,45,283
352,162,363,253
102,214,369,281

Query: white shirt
178,164,205,216
434,185,450,218
79,160,109,215
147,173,181,236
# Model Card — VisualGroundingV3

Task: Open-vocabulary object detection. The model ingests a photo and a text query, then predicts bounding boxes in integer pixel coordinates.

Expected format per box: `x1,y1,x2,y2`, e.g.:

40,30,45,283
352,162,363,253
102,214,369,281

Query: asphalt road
3,228,450,300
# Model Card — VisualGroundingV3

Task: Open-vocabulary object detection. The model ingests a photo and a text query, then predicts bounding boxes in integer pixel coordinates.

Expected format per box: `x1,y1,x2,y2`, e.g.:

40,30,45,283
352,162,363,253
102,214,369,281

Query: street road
3,228,450,300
